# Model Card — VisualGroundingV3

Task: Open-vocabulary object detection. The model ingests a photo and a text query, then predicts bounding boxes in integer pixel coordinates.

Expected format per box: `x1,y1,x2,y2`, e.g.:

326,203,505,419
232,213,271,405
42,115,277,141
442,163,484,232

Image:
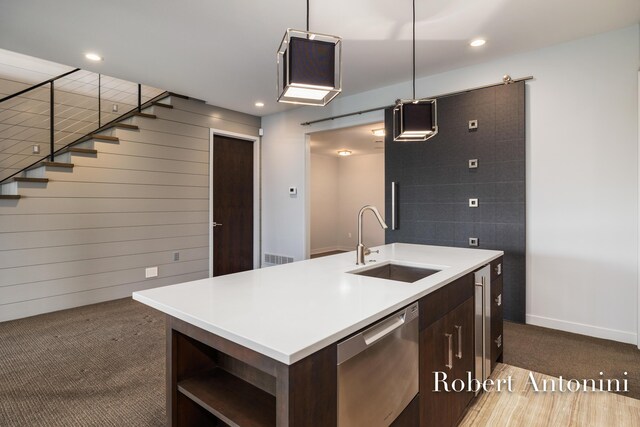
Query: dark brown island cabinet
166,257,503,427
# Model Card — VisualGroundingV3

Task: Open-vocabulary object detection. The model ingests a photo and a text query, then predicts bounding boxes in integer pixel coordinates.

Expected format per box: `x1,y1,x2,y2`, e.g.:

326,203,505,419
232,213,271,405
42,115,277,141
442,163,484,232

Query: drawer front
419,273,473,330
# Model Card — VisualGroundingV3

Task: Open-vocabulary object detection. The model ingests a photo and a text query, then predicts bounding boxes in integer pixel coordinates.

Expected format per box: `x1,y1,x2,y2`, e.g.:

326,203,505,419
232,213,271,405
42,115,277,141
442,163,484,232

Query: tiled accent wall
385,81,525,322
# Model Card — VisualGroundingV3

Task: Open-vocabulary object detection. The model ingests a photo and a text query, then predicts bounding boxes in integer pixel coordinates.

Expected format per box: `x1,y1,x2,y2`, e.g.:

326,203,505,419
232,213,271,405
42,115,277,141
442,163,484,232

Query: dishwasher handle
337,303,419,365
363,313,405,346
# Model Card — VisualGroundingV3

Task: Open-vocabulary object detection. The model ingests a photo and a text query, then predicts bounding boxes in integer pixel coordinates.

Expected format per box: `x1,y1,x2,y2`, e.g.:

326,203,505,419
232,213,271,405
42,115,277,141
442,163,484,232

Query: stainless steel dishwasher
337,302,419,426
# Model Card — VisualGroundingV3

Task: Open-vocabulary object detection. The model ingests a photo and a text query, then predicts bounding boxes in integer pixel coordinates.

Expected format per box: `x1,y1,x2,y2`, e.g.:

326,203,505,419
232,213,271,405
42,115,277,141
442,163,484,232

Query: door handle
455,325,463,359
391,181,397,230
445,333,453,370
212,222,223,227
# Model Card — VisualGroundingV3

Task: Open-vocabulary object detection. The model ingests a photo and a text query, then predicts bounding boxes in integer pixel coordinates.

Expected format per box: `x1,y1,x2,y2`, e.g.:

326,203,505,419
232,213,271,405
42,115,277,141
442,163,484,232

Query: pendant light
393,0,438,141
277,0,342,106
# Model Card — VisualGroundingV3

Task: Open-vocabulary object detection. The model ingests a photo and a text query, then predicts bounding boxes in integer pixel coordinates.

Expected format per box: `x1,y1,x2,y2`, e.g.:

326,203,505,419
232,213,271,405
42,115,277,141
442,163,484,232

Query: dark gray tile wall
385,81,526,322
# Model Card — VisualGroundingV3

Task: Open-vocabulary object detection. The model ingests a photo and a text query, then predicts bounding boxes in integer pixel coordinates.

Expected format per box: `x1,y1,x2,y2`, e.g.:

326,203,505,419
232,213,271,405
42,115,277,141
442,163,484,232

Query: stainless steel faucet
356,205,388,265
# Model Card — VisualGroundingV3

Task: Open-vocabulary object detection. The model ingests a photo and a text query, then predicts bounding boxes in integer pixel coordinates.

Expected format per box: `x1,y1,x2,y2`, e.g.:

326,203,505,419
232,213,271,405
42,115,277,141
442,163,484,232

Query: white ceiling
310,122,385,157
0,0,638,116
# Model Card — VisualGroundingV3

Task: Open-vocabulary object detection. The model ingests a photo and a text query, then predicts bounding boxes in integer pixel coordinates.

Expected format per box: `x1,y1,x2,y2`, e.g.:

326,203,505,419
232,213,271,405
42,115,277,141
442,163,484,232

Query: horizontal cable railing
0,69,166,182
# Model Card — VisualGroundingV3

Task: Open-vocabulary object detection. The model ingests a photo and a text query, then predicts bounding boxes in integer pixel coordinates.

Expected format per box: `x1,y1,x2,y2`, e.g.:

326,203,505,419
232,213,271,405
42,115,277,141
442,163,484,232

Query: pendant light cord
412,0,416,99
307,0,310,31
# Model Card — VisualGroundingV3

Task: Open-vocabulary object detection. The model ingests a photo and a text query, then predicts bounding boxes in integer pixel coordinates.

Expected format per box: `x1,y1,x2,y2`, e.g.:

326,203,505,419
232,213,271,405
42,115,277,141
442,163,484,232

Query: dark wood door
212,135,253,276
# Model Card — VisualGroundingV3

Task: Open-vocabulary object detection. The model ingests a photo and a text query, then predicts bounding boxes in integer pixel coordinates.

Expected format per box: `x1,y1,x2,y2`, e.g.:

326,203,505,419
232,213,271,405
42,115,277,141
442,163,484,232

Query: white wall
309,153,385,254
262,25,640,344
310,154,339,254
337,154,385,250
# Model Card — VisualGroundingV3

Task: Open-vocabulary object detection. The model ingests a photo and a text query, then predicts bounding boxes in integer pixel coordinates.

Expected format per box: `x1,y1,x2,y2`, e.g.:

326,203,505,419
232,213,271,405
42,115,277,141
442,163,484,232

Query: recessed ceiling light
470,39,486,47
371,128,385,137
85,53,103,61
255,102,265,107
338,150,352,156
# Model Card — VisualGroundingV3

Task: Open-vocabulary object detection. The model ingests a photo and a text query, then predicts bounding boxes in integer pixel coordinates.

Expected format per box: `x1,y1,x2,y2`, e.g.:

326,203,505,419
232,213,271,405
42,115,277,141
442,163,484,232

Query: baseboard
310,246,342,255
0,271,207,323
526,314,637,345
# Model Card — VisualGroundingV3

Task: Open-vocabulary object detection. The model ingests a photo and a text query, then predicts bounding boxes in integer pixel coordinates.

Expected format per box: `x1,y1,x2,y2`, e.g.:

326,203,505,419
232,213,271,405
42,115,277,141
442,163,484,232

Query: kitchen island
133,243,503,426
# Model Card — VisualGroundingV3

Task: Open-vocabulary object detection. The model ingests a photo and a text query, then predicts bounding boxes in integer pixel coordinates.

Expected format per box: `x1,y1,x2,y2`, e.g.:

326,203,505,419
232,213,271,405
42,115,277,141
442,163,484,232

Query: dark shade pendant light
393,0,438,141
277,0,342,106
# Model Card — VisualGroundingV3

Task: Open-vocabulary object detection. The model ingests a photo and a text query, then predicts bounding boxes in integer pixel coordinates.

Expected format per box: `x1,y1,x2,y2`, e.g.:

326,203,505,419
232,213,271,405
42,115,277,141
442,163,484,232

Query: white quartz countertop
133,243,502,365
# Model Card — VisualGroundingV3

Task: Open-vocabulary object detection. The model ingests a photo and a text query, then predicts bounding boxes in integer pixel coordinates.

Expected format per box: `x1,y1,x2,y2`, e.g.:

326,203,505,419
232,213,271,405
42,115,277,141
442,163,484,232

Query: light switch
469,237,479,247
468,159,478,169
469,119,478,130
289,187,297,195
469,198,479,208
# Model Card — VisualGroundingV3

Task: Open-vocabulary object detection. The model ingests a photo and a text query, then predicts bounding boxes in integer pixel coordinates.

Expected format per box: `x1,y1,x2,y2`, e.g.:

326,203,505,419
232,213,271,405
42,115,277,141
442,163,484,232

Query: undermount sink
349,263,441,283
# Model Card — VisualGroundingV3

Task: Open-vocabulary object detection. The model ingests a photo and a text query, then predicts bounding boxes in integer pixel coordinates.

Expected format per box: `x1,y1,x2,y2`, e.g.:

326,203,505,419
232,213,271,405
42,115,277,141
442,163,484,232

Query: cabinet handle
495,334,502,348
495,263,502,275
455,325,463,359
495,294,502,306
445,333,453,369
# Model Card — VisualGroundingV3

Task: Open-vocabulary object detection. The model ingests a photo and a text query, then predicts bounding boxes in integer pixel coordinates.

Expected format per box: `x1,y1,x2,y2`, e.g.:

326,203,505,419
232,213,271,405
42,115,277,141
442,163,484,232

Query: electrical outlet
469,237,479,247
289,186,297,195
173,252,180,261
468,119,478,130
469,198,479,208
145,266,158,278
468,159,478,169
112,104,119,112
32,145,40,154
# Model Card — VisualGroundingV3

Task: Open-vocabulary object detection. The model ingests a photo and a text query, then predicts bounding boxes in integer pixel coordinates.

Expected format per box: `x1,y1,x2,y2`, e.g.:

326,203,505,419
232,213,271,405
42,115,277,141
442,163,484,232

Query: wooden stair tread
42,161,74,168
13,177,49,183
112,123,139,130
0,195,21,199
68,148,98,154
132,112,157,119
152,102,173,109
168,92,189,99
91,134,119,142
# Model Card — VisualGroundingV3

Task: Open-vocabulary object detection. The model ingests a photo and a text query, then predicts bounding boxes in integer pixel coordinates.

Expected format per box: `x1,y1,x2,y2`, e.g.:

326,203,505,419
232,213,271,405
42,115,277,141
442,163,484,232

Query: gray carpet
503,321,640,400
1,299,638,426
0,298,165,426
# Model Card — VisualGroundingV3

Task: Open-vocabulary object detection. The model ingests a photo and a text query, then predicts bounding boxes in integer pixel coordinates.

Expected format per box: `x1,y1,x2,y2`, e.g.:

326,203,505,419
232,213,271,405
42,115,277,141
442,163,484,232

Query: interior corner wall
0,97,260,321
310,152,385,254
310,154,339,254
337,153,385,250
261,24,640,344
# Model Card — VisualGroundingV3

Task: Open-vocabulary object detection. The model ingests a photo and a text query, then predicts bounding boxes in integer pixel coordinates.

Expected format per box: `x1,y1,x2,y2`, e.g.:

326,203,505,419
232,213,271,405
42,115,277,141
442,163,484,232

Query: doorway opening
307,122,385,259
209,129,261,277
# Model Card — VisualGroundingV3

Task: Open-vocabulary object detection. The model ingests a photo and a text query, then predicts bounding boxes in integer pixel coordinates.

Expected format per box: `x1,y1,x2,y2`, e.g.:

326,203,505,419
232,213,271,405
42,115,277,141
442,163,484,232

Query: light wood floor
460,364,640,426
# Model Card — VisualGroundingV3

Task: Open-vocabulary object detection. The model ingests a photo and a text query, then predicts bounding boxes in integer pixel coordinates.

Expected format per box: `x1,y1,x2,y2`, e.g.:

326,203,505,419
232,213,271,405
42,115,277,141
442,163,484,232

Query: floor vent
264,253,294,265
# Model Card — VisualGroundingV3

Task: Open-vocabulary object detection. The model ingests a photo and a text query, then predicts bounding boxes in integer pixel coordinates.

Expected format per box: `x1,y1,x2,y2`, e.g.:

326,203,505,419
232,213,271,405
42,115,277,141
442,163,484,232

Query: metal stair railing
0,68,166,182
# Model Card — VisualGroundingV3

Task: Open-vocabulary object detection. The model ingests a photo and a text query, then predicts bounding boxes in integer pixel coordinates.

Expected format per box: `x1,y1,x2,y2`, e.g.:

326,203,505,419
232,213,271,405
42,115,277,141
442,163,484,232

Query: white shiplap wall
0,96,260,321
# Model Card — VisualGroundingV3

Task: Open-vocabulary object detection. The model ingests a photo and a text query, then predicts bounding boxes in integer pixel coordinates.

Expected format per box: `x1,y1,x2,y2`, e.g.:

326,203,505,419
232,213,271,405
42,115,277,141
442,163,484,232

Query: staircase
0,68,171,200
